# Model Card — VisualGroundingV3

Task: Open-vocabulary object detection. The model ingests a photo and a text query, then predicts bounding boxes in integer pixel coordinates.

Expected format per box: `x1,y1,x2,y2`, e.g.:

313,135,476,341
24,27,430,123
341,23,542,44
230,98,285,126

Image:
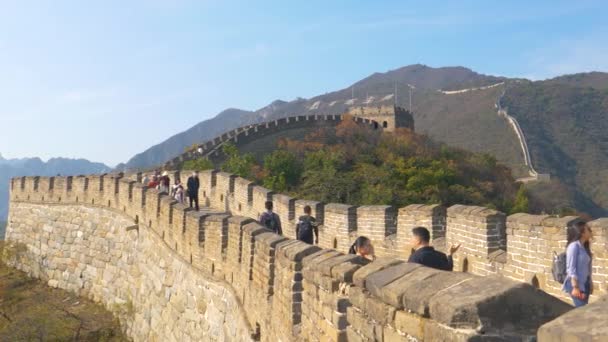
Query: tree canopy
184,116,524,212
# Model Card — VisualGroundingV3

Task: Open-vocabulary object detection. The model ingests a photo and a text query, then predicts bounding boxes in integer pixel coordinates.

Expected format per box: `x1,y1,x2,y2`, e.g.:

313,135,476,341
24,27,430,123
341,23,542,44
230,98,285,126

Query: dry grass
0,242,128,341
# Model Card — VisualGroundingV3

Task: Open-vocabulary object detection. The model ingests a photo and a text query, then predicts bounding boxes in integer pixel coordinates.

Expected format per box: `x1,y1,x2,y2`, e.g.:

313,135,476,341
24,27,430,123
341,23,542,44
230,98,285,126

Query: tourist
147,175,159,189
408,226,460,271
159,171,170,193
172,179,185,204
296,205,318,245
259,201,282,235
187,171,200,211
348,236,375,261
562,220,593,307
141,173,149,186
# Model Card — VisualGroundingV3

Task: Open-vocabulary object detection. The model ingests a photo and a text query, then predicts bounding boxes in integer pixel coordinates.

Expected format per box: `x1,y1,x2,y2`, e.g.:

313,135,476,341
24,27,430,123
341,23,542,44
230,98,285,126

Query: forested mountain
120,65,608,217
121,65,508,170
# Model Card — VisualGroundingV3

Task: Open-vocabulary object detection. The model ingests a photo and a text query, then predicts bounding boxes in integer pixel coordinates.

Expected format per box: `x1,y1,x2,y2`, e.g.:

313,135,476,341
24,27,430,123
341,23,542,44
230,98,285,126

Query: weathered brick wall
5,174,608,341
192,170,608,303
6,185,254,341
395,204,447,259
446,205,507,276
504,214,608,301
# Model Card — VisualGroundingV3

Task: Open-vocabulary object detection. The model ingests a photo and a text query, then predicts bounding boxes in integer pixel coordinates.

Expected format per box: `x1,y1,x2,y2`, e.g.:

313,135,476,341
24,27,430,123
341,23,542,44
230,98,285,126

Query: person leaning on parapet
296,205,319,245
348,236,376,261
562,220,593,307
141,173,149,186
159,171,170,193
147,175,159,189
408,227,460,271
259,201,282,235
172,179,185,204
187,171,200,211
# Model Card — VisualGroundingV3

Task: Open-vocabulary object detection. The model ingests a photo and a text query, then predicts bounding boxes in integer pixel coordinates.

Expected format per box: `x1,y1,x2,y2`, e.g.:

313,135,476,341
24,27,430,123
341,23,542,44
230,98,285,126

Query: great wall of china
164,107,414,169
4,169,608,341
165,114,377,168
441,82,549,182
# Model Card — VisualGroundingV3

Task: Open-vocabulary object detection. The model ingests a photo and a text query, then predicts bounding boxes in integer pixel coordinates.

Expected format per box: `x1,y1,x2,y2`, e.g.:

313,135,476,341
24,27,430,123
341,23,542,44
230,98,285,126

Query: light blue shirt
562,240,592,292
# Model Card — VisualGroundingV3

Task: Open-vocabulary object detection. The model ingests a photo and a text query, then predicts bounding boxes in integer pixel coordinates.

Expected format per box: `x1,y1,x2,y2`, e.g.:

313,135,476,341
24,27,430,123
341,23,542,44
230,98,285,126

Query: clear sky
0,0,606,166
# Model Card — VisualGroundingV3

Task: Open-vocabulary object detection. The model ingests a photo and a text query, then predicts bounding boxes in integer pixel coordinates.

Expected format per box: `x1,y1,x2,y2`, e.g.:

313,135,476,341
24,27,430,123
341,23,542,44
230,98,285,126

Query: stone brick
394,311,425,340
538,296,608,342
428,275,571,331
352,257,404,288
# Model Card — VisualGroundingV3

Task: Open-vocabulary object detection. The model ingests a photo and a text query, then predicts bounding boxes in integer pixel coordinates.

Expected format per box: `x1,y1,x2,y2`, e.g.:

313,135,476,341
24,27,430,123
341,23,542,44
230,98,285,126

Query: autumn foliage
217,117,524,213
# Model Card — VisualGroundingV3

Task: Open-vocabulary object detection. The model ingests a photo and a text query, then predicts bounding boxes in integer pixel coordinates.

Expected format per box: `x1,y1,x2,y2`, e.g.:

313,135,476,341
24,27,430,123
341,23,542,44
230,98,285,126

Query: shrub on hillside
213,117,523,213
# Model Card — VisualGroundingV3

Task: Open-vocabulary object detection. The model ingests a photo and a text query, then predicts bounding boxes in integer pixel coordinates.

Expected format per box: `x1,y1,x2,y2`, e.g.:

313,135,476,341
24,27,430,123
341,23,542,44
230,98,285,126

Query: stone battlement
5,172,608,341
164,114,378,169
345,105,415,132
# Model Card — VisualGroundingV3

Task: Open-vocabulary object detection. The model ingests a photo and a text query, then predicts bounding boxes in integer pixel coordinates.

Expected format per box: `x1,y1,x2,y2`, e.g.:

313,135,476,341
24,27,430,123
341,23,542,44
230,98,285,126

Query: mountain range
118,64,608,217
0,154,111,238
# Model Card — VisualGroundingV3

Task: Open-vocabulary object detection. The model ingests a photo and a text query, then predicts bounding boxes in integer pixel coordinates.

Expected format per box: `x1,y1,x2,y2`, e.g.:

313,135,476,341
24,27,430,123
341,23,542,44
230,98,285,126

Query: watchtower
344,105,414,132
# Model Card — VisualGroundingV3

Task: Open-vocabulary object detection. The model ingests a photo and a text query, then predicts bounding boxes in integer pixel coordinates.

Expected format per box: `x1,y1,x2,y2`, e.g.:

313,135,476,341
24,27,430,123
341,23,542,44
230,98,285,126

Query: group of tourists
260,201,596,308
346,228,461,270
141,171,200,211
258,200,462,271
142,171,595,309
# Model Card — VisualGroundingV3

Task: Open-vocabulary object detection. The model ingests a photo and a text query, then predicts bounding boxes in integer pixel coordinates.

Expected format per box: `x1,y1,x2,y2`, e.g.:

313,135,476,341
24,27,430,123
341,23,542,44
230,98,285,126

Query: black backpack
262,212,279,233
552,251,567,284
297,217,314,241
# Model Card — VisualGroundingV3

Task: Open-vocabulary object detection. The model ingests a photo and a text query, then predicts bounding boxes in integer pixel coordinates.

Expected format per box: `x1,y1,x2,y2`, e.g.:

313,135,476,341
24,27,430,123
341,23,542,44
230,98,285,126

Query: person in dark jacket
408,226,460,271
296,205,319,245
259,201,282,235
186,171,200,211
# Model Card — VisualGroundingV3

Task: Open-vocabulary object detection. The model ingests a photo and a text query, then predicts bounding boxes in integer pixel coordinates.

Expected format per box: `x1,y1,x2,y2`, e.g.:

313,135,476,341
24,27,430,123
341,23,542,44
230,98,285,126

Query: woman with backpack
562,220,593,307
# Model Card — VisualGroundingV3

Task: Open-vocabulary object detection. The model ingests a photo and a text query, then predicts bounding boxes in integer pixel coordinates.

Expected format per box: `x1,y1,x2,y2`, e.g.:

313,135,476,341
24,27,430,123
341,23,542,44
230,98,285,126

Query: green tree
510,184,530,214
221,143,256,179
262,150,302,192
182,158,214,171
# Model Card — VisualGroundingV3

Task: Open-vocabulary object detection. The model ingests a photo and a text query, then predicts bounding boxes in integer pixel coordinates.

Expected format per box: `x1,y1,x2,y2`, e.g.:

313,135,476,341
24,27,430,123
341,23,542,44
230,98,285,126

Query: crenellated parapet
163,114,379,168
6,172,608,341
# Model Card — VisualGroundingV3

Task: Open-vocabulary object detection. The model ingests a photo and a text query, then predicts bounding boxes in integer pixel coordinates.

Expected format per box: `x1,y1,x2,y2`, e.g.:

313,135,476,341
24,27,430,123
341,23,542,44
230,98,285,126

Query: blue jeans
565,278,590,307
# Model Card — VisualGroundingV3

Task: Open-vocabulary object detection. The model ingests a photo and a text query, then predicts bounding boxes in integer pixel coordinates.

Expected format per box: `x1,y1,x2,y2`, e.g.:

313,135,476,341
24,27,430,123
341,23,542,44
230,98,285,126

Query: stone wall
345,105,415,132
164,114,378,169
6,203,252,342
194,170,608,303
5,174,579,341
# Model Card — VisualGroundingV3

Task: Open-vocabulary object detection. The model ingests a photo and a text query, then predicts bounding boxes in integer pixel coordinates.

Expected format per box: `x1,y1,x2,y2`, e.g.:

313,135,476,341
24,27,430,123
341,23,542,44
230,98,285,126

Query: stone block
394,311,425,340
352,257,404,288
364,263,421,295
538,295,608,342
428,275,572,332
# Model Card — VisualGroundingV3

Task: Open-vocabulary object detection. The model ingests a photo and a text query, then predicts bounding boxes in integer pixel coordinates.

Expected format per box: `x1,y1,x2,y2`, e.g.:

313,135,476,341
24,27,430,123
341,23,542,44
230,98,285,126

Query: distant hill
120,65,508,170
502,79,608,217
0,155,111,222
119,65,608,217
117,108,254,171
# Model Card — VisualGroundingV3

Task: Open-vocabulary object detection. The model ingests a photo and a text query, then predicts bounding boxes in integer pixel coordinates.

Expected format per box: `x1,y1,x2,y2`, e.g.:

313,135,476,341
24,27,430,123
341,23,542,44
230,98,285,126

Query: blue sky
0,0,606,166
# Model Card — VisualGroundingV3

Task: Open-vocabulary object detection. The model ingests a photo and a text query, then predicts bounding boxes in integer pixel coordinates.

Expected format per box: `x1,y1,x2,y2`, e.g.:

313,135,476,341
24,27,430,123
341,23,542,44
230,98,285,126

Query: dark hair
412,226,430,243
349,236,371,254
304,205,311,214
265,201,273,211
567,220,591,257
